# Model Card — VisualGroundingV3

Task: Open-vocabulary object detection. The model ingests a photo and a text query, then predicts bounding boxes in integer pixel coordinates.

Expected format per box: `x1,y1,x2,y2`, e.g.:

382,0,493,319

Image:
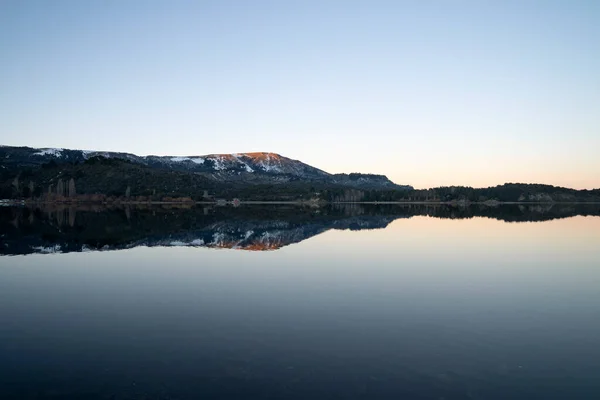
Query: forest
1,156,599,203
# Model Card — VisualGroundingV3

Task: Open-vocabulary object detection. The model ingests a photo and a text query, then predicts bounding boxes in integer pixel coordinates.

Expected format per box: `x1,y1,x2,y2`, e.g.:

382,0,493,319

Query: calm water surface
1,206,600,399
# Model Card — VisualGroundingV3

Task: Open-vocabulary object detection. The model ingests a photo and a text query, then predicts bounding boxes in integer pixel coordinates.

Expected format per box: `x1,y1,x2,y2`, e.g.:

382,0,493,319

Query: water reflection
1,207,600,399
1,203,599,255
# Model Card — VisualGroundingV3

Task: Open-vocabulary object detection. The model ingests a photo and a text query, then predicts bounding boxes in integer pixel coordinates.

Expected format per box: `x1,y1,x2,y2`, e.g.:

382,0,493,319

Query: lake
1,204,600,399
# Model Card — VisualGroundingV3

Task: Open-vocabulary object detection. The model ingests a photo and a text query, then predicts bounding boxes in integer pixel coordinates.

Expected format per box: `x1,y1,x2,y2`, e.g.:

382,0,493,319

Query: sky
1,0,598,189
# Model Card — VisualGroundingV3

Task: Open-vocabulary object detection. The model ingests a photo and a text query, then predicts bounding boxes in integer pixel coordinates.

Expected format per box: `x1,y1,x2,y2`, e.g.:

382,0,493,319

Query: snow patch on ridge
34,148,63,157
258,154,282,173
170,156,205,164
80,150,95,158
211,156,227,171
232,154,254,173
171,157,191,163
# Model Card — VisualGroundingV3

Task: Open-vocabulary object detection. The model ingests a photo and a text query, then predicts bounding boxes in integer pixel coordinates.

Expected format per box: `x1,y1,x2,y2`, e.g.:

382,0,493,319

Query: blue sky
1,0,598,189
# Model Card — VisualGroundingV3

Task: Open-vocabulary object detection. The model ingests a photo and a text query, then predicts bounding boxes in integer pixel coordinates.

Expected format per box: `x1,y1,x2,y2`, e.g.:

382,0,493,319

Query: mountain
1,145,598,203
0,145,409,190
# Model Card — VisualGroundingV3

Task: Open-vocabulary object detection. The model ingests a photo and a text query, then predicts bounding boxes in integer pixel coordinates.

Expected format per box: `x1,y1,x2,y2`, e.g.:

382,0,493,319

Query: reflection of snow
32,244,62,253
211,232,225,245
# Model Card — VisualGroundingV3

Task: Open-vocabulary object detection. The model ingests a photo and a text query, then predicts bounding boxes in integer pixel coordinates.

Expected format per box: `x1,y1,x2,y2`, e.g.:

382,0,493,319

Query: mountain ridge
0,145,408,190
1,145,599,203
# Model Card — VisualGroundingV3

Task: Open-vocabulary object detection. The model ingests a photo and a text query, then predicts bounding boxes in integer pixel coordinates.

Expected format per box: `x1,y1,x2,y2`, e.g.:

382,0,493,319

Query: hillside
0,148,409,202
1,145,598,203
0,145,409,190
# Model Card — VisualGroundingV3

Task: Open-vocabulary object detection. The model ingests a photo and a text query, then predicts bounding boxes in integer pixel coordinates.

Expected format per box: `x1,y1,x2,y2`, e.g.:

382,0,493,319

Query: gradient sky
1,0,598,189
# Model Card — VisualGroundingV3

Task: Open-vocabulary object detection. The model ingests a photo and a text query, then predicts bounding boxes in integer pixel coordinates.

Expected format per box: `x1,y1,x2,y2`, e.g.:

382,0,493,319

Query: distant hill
0,146,408,189
0,145,411,201
407,184,600,203
0,145,598,203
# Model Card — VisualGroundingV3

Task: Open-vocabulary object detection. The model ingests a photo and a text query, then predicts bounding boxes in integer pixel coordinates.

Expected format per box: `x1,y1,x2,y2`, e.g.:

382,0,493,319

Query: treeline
0,157,220,202
1,157,599,203
3,203,600,255
359,184,600,203
0,157,381,203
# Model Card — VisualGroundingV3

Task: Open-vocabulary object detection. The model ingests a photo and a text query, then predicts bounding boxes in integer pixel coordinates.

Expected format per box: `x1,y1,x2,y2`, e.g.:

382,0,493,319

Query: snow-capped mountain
150,152,330,180
2,146,326,176
0,145,411,189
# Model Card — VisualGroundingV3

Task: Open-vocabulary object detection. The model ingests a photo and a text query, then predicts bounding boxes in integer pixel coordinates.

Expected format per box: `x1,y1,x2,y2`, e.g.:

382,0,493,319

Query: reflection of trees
1,204,598,255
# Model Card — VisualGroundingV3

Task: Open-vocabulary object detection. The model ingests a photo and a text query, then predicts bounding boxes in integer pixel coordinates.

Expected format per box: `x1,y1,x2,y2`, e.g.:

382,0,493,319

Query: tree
12,176,19,195
56,179,65,197
68,178,76,197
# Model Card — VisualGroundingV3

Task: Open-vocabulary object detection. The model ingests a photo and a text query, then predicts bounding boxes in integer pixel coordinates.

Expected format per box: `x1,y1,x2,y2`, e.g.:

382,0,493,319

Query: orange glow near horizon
293,214,600,261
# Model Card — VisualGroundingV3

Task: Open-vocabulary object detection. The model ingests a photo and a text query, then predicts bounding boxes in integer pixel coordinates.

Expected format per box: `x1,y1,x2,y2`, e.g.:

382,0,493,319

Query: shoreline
2,200,600,207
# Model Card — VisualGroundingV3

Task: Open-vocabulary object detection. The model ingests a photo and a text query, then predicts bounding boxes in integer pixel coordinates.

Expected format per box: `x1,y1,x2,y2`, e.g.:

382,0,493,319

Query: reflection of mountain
0,205,398,256
1,204,599,256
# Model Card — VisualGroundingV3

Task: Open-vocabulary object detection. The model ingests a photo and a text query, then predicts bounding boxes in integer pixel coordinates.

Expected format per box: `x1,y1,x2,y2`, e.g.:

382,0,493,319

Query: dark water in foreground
1,205,600,399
